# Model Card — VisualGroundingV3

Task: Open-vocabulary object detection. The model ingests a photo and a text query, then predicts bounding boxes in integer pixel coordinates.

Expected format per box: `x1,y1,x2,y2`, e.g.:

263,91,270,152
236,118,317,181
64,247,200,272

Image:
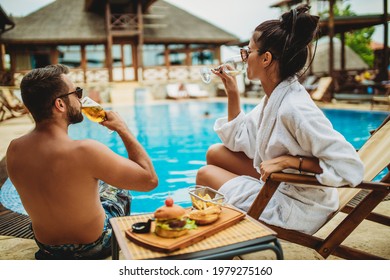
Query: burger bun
188,206,222,225
154,204,186,220
155,227,189,238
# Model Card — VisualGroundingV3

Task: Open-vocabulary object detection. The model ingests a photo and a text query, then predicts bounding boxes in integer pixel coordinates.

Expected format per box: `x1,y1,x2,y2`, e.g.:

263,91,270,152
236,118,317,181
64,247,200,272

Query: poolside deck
0,96,389,259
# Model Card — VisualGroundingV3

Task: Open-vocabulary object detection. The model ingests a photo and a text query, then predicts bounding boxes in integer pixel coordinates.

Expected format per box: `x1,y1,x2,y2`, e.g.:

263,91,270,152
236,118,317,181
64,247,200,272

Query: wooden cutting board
125,206,245,253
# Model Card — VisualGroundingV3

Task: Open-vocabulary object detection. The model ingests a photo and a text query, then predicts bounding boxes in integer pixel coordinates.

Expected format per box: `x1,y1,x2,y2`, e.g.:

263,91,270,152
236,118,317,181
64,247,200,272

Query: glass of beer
81,97,113,133
81,97,107,122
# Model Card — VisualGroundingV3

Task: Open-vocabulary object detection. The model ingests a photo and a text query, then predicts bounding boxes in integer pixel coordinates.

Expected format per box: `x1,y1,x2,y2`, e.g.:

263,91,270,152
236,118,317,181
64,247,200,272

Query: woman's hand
259,155,291,182
212,66,240,98
259,155,322,182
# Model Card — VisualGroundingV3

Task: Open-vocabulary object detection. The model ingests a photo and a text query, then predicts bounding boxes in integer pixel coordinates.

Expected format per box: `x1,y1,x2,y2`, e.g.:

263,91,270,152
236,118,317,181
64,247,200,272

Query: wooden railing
110,13,138,31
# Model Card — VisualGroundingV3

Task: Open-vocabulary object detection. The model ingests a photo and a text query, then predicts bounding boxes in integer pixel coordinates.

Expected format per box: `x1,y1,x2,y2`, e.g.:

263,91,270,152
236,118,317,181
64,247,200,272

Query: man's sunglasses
57,87,83,100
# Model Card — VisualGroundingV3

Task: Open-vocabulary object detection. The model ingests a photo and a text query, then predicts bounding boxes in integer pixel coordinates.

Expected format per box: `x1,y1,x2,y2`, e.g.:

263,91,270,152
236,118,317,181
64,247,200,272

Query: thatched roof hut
0,0,239,84
0,0,237,45
0,5,14,34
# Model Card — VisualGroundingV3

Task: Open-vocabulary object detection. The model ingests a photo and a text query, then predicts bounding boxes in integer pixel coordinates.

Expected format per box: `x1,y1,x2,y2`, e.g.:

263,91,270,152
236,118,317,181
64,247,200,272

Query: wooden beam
185,44,191,66
382,0,389,81
105,2,113,82
340,32,345,71
132,42,138,81
137,0,144,81
0,44,5,72
81,45,87,83
329,0,335,83
121,44,125,81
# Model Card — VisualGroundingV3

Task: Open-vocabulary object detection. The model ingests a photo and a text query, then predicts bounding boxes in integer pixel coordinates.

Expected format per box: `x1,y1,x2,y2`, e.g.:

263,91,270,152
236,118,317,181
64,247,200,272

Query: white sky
0,0,388,43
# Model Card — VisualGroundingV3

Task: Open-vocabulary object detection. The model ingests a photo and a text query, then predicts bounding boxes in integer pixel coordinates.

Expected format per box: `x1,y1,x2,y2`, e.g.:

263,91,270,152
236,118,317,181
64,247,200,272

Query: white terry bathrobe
214,78,364,234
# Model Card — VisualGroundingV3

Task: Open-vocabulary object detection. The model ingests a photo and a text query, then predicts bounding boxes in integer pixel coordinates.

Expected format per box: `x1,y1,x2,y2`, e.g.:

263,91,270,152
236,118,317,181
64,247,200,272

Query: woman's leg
196,165,238,191
206,143,260,178
196,144,260,190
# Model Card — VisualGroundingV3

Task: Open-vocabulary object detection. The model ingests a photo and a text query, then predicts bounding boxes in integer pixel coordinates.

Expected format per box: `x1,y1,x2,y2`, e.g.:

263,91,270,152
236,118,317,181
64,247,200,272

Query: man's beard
67,105,83,124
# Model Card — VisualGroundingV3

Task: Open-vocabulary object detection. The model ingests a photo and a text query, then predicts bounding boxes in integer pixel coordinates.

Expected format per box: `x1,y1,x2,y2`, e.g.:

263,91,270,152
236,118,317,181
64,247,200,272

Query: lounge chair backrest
337,119,390,208
311,77,332,101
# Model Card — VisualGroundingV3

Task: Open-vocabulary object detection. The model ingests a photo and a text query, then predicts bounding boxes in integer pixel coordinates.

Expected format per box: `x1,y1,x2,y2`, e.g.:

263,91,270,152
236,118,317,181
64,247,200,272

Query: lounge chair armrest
247,172,390,220
269,172,390,192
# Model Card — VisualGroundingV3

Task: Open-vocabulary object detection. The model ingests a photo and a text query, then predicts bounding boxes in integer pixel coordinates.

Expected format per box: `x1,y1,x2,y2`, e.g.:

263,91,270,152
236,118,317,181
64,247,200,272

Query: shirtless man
6,64,158,259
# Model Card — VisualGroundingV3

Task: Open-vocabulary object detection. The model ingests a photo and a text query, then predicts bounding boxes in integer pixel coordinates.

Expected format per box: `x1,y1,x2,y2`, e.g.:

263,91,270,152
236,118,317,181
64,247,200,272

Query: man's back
7,130,106,245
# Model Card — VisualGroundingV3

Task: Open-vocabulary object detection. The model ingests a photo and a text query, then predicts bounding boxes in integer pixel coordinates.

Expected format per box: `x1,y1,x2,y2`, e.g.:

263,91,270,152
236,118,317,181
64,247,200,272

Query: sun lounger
310,77,333,101
166,83,189,100
185,83,209,98
301,75,318,91
371,86,390,110
0,87,30,122
247,117,390,259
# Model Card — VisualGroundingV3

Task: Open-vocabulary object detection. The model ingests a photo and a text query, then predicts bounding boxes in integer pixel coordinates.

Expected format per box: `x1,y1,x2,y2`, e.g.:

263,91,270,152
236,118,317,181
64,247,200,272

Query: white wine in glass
81,97,107,123
222,55,246,76
199,55,245,84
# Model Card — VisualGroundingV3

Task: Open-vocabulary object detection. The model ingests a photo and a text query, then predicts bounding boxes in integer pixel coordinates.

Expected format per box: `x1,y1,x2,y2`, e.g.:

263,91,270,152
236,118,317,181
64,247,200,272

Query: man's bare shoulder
73,139,112,156
6,135,28,155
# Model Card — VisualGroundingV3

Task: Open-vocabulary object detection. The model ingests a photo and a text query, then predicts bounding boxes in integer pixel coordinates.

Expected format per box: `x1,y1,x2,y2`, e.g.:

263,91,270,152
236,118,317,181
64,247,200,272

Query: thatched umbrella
311,37,368,74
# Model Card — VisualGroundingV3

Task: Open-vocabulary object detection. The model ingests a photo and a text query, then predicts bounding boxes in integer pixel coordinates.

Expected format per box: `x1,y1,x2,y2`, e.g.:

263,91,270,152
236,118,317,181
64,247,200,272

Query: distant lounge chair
185,83,209,98
166,83,189,100
0,86,30,122
301,75,318,91
310,77,333,101
247,117,390,259
371,85,390,110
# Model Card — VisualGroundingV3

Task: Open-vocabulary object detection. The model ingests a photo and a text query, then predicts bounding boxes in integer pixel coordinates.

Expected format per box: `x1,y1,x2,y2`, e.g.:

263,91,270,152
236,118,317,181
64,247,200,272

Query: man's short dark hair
20,64,70,122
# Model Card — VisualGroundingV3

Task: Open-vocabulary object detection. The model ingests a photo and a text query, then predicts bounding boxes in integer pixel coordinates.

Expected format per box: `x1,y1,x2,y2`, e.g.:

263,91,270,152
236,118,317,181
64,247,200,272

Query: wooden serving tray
125,206,245,253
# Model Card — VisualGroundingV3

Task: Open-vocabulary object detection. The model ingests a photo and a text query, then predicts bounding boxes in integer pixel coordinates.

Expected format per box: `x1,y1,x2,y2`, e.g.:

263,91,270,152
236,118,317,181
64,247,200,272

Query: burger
188,205,222,225
154,198,197,238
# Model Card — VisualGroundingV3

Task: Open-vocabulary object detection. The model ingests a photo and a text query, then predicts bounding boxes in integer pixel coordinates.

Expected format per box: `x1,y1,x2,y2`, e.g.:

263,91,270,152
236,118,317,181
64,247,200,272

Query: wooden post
0,44,5,72
340,32,346,72
10,51,16,85
382,0,389,80
328,0,335,95
215,46,221,64
81,45,87,83
185,44,191,80
132,42,138,81
328,0,335,75
105,2,113,82
121,44,125,81
50,46,58,65
137,0,144,82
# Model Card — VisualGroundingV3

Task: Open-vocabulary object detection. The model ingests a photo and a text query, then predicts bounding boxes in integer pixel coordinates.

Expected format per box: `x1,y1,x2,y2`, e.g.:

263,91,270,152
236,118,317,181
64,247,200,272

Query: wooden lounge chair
185,83,209,98
247,118,390,259
310,77,332,102
371,85,390,110
0,86,30,122
166,83,189,100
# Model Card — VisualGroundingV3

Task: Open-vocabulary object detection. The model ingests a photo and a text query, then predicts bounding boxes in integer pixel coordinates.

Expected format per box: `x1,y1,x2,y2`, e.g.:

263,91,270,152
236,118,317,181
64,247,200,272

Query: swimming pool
1,102,388,215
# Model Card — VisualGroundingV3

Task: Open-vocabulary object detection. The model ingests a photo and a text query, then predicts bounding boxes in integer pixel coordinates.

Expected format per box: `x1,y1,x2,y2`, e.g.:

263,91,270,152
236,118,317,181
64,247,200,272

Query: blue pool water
0,102,388,215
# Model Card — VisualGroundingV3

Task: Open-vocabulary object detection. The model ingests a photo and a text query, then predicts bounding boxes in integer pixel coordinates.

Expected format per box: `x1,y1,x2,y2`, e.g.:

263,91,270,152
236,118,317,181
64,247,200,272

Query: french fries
191,193,222,210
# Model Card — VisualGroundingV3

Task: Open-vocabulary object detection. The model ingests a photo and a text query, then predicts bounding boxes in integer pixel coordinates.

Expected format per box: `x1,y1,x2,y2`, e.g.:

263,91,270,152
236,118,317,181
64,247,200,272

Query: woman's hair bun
280,4,319,47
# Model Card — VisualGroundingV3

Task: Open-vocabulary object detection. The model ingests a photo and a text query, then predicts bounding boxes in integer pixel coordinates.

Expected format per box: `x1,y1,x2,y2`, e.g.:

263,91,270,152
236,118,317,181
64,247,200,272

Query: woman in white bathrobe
196,5,364,234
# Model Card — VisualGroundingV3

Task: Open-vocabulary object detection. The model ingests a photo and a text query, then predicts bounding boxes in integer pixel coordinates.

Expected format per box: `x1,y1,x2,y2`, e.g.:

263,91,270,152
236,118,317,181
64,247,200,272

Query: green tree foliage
321,1,375,67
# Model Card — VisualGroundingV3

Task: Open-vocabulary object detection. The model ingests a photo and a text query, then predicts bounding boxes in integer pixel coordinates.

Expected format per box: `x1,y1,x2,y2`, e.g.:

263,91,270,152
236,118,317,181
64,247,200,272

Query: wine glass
222,55,246,76
81,97,113,133
199,55,246,84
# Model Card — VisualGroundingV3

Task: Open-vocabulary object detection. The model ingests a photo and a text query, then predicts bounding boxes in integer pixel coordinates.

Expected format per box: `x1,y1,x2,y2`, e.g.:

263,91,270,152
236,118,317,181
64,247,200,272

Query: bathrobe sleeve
283,103,364,187
214,102,263,159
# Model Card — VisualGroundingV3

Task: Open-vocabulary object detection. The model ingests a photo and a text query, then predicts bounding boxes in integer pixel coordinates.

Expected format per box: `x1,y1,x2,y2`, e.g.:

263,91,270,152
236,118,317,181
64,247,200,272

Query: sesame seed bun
154,204,186,220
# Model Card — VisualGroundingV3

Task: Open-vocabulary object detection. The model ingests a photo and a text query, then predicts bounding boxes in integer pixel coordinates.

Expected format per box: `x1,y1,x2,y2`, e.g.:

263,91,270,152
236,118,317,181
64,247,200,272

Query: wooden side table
109,211,283,260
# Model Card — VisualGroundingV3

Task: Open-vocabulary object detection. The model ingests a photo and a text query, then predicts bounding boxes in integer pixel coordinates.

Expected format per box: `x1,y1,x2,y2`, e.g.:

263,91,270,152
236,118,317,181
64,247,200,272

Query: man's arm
81,111,158,191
